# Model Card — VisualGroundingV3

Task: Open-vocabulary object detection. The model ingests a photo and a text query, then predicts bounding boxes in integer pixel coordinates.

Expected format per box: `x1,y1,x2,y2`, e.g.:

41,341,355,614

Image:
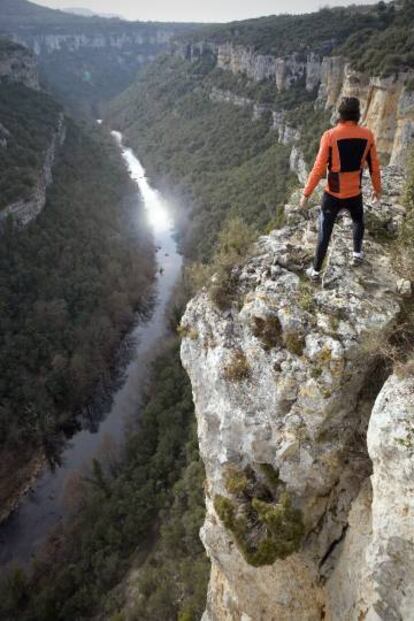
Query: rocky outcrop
334,67,414,166
0,113,66,227
289,145,308,184
181,168,413,620
209,87,253,110
175,41,333,92
209,87,273,123
272,112,300,145
0,41,39,89
390,87,414,168
316,56,346,108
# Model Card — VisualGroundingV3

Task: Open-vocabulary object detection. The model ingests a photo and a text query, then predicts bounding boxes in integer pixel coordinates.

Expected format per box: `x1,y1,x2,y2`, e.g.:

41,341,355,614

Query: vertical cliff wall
180,167,414,620
175,41,414,170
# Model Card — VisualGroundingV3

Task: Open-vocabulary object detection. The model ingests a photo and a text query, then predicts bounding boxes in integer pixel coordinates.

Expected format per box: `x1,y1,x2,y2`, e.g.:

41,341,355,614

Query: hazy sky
33,0,380,22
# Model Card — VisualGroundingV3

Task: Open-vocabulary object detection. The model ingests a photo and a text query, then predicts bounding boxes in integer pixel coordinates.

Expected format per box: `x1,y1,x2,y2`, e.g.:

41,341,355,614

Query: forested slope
0,340,209,621
0,83,60,210
107,56,296,261
0,121,154,516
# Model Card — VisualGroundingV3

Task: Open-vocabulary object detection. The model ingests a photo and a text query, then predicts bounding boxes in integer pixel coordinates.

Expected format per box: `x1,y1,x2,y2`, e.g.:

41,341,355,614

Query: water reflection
112,132,172,233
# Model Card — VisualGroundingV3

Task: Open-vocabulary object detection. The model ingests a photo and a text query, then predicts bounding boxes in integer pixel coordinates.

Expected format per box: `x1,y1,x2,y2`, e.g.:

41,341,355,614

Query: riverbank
0,130,181,569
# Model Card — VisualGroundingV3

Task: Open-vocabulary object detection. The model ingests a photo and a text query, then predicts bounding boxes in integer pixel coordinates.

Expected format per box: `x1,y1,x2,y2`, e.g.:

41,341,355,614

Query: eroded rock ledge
180,170,413,620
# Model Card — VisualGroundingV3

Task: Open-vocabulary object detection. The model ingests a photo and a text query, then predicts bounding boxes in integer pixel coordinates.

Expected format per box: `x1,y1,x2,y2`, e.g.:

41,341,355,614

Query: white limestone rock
181,170,408,620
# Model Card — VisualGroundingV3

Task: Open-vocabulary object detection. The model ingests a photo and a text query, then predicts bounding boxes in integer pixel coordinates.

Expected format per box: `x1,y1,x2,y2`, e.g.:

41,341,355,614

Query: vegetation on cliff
339,0,414,76
0,341,208,621
214,465,304,567
182,1,412,77
181,3,394,57
107,55,296,262
0,84,61,209
0,121,154,489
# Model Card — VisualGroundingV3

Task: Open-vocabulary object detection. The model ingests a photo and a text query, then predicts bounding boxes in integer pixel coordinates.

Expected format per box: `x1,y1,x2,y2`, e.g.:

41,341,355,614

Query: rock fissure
319,523,349,572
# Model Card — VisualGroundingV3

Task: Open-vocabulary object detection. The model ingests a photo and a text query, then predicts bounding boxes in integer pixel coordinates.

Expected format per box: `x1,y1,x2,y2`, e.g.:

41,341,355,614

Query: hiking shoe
352,252,364,267
306,266,321,282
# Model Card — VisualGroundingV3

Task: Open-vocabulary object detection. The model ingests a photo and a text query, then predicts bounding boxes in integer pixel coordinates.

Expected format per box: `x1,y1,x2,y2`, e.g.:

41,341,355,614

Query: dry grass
223,349,250,381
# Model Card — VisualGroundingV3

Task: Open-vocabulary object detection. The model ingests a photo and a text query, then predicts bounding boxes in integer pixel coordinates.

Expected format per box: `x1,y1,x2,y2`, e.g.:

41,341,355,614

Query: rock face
175,40,414,169
12,28,178,58
336,67,414,166
181,168,413,620
0,113,66,227
325,373,414,620
209,87,254,110
289,145,308,184
0,41,39,89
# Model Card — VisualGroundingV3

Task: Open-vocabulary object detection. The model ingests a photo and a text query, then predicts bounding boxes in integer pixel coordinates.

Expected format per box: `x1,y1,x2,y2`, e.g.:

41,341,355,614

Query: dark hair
338,97,361,123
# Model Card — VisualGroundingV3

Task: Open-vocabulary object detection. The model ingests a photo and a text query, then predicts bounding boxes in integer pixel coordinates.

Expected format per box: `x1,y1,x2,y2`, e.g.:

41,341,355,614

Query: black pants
314,192,364,271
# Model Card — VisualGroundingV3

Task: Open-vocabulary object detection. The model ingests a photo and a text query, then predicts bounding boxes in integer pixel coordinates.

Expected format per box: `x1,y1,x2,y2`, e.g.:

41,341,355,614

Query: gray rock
181,167,409,620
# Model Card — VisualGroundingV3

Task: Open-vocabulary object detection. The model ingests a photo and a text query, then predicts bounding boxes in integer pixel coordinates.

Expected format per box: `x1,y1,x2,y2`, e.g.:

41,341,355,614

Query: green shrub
258,463,280,490
224,466,249,495
214,465,304,567
188,216,256,309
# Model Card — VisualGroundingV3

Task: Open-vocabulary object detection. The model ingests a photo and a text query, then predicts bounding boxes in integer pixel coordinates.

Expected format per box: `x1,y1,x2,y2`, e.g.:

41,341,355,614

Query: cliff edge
180,168,414,620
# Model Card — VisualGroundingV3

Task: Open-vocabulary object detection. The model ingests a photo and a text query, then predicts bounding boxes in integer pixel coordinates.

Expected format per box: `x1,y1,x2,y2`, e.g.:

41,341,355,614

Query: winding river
0,131,183,569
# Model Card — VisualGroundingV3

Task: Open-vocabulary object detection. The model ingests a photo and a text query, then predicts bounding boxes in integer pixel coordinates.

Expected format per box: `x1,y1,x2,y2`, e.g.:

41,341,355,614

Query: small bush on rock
223,350,250,381
251,315,282,351
214,465,304,567
187,217,256,310
284,332,305,356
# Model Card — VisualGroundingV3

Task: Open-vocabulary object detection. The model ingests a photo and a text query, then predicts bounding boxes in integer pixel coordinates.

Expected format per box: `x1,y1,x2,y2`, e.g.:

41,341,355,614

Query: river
0,131,183,569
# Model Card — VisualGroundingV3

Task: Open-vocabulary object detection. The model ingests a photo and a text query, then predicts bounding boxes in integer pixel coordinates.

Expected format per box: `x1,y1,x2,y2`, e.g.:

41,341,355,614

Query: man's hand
371,190,382,203
300,194,309,209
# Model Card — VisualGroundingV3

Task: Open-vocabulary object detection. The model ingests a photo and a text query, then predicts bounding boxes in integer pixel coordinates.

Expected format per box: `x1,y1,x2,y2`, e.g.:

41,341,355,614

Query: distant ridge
63,6,123,19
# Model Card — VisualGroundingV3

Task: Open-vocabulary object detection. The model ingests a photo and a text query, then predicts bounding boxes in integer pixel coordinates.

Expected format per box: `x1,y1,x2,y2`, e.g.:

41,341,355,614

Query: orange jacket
304,121,382,199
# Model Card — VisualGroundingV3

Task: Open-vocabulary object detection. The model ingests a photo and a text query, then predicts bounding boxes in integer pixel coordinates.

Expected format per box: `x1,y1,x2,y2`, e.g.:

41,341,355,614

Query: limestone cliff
176,41,414,170
180,167,414,620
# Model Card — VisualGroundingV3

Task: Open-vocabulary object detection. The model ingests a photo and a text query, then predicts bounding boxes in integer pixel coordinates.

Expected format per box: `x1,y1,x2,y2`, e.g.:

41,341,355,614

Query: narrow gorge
1,1,414,620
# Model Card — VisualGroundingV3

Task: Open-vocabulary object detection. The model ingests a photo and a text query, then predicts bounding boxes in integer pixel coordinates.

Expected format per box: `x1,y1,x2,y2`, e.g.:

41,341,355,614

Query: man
300,97,382,282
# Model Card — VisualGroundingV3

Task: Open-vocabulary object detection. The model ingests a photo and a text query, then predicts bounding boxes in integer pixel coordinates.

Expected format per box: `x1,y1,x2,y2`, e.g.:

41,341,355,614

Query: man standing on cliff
300,97,382,282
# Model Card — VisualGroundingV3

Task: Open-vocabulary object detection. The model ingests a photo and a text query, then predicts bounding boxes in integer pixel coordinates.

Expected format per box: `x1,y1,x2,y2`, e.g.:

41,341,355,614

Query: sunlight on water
111,131,172,232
